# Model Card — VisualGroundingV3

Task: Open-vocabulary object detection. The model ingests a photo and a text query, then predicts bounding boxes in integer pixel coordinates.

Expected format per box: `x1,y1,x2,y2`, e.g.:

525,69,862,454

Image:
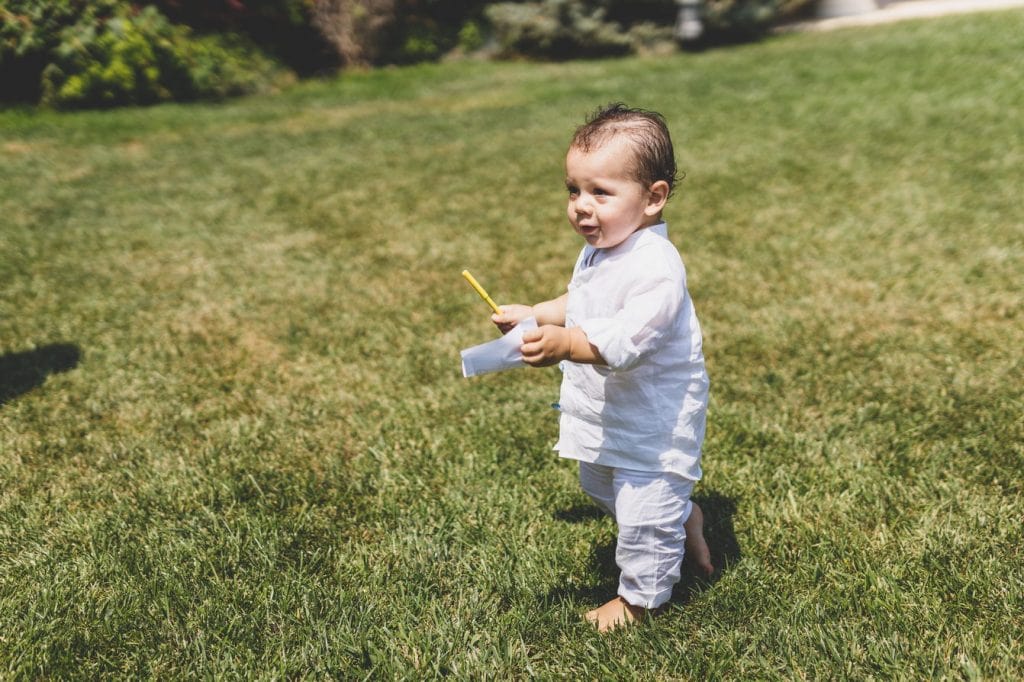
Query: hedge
1,0,817,109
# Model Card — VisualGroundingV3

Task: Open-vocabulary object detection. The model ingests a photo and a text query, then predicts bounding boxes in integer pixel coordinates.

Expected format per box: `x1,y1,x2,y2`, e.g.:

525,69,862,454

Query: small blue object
550,402,561,411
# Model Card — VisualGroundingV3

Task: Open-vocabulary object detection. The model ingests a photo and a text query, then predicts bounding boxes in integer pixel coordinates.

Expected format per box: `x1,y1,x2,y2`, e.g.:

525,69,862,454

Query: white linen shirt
554,222,708,480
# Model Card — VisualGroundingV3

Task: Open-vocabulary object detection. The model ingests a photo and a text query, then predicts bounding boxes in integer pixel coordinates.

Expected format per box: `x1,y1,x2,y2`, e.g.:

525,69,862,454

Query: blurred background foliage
1,0,815,108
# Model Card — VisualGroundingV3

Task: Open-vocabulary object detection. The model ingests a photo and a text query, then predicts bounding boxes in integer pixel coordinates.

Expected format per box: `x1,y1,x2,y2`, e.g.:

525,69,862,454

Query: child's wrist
564,327,604,365
566,327,580,362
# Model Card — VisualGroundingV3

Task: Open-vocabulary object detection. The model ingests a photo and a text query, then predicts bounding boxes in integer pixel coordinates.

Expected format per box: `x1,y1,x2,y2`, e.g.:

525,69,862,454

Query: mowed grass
1,10,1022,678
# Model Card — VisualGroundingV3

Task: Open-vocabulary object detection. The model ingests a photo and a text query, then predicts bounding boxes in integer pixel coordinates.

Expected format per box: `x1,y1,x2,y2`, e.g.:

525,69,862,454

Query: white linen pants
579,462,694,609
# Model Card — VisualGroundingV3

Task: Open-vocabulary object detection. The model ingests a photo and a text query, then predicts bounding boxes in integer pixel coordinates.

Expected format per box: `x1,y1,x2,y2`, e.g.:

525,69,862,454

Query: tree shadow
545,490,741,608
0,344,82,406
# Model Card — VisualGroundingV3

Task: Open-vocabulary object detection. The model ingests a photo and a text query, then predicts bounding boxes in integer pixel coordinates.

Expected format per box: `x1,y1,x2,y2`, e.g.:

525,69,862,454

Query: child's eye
566,185,579,196
593,187,608,196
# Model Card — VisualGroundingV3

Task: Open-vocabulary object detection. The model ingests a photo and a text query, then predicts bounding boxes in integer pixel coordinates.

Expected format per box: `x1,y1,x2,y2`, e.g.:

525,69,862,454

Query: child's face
565,136,663,249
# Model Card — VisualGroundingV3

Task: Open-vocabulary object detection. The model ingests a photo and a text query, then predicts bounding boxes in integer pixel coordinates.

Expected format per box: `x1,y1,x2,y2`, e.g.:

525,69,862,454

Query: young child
492,103,713,632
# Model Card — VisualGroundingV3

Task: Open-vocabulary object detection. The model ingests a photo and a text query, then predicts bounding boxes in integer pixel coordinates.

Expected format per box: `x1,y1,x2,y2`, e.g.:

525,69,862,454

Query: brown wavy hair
569,102,681,196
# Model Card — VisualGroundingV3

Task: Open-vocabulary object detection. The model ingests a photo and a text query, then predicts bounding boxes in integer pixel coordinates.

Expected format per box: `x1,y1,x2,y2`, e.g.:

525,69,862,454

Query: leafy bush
387,0,493,64
152,0,335,74
40,5,282,108
484,0,818,57
485,0,633,59
177,32,285,100
457,20,485,52
1,0,117,102
155,0,490,69
1,0,284,108
40,6,184,107
0,0,825,108
701,0,817,40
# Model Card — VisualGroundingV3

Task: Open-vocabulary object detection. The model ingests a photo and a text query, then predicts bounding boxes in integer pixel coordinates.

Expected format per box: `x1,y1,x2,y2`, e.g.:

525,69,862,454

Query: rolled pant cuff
618,586,672,610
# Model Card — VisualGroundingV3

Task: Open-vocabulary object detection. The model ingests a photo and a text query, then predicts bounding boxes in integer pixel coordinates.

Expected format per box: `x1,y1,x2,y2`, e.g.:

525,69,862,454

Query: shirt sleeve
577,273,684,371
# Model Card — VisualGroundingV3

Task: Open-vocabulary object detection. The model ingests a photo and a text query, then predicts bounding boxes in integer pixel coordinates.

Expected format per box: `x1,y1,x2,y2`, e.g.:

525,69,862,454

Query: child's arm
491,293,568,333
520,324,605,367
491,294,603,366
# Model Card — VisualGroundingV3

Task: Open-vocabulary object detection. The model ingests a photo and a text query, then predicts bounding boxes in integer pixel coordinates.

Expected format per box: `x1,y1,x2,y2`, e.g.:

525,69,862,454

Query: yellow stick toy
461,270,502,315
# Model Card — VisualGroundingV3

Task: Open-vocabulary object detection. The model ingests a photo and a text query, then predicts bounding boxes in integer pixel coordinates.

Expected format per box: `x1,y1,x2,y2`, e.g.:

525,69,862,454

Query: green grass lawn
2,9,1022,678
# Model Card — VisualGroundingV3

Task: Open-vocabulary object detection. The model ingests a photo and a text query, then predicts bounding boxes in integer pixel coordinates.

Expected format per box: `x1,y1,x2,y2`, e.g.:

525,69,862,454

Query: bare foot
684,502,714,577
584,597,647,633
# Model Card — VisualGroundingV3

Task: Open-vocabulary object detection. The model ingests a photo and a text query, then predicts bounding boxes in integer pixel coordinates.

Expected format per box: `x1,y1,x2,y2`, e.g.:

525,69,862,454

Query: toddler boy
493,103,712,632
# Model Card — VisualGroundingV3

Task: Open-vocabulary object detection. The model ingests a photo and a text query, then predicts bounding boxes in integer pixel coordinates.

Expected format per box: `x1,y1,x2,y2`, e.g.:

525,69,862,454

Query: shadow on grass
553,504,605,523
673,491,741,605
0,344,82,406
547,490,741,607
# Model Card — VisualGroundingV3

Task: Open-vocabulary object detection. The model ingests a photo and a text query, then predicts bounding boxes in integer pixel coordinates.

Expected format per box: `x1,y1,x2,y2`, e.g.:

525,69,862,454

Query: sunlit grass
1,10,1022,677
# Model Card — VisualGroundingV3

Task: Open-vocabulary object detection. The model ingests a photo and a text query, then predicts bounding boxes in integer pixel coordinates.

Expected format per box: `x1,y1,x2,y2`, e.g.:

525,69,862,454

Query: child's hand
520,325,572,367
491,304,534,335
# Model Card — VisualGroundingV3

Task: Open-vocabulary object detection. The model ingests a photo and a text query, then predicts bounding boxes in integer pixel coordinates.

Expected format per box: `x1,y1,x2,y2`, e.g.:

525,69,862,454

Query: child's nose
574,194,594,214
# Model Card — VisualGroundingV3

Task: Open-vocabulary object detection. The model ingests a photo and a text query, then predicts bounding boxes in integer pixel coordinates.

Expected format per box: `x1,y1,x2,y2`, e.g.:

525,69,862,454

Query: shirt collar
606,221,668,254
582,222,667,269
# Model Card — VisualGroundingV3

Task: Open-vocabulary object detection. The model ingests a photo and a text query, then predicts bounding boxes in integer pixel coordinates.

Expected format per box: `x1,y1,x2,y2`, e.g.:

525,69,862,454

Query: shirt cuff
578,317,641,371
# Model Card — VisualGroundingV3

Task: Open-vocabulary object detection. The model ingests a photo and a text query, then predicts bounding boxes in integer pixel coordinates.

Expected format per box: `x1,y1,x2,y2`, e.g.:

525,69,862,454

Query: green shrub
40,6,183,107
485,0,632,60
400,24,444,62
701,0,818,39
483,0,818,57
457,20,485,52
1,1,285,109
1,0,824,106
154,0,334,74
180,33,284,100
1,0,118,102
382,0,491,64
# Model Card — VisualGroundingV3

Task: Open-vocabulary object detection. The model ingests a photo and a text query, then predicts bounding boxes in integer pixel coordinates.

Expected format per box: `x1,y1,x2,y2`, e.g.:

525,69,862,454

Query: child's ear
644,180,670,217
